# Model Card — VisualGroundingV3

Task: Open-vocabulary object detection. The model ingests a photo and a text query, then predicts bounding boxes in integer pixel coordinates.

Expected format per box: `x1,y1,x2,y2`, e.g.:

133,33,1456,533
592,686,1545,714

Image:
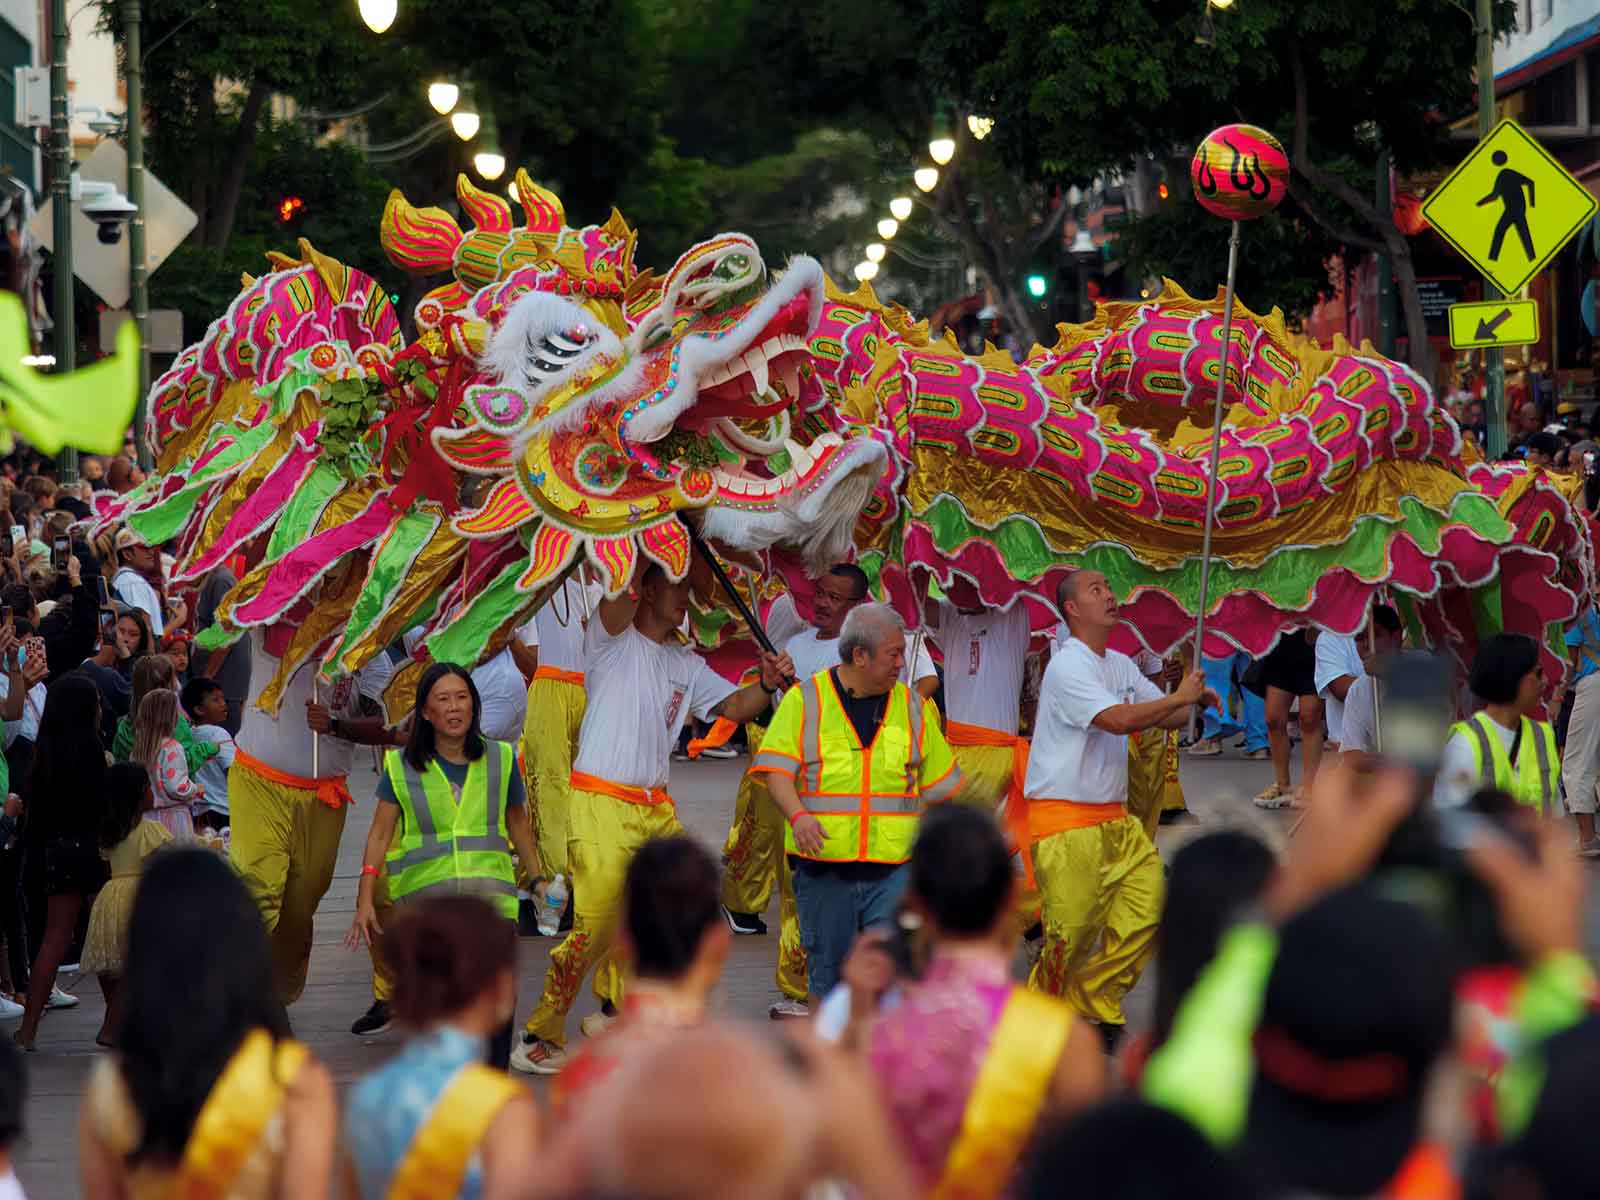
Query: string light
967,114,994,140
427,82,459,114
853,261,879,282
914,167,939,193
889,196,913,221
357,0,397,33
865,243,886,263
877,218,899,240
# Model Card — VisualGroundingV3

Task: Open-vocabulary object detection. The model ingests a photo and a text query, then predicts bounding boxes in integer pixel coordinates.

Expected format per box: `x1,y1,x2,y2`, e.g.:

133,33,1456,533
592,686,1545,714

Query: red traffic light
278,196,307,223
1158,182,1170,201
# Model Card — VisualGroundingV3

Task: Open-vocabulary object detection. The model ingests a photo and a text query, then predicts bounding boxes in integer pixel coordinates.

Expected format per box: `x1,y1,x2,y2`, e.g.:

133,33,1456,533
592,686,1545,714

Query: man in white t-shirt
1315,631,1365,749
513,560,791,1075
930,587,1030,813
111,528,170,638
784,565,938,698
467,619,539,742
229,633,401,1006
1334,606,1403,765
1023,569,1214,1042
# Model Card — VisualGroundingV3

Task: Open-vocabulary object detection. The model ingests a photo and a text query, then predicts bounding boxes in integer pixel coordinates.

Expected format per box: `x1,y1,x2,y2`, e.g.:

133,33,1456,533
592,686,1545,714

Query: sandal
1253,783,1292,810
1186,738,1223,757
1242,747,1270,760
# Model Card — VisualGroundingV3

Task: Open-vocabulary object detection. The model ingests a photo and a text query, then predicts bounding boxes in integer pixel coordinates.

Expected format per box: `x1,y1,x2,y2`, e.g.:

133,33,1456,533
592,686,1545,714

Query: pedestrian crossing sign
1422,119,1597,297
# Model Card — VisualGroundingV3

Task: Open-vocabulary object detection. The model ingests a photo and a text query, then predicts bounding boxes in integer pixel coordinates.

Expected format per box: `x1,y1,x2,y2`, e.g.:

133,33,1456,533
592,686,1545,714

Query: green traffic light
1025,274,1048,298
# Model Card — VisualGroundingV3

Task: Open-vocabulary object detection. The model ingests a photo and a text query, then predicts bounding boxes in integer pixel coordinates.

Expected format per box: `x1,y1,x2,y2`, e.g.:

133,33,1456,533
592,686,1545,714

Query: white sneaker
580,1009,617,1038
700,744,740,760
509,1035,568,1075
768,999,809,1020
0,995,22,1020
47,986,78,1010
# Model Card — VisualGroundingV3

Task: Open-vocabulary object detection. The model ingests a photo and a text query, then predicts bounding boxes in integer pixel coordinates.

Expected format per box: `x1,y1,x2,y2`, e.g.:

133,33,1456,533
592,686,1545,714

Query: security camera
76,180,137,244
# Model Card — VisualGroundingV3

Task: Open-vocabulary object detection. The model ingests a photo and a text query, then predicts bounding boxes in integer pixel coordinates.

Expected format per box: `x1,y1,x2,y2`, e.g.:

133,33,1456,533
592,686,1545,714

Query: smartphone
51,537,67,570
0,535,12,560
99,607,117,642
6,526,20,550
96,576,109,606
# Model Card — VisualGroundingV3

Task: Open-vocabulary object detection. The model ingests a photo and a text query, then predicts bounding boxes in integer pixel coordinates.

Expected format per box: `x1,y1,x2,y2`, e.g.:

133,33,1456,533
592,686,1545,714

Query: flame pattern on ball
1191,124,1289,220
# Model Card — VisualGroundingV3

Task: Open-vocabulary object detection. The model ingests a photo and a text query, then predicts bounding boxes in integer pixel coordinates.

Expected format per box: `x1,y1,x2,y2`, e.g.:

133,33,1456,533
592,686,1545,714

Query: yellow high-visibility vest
751,670,961,864
1449,711,1559,815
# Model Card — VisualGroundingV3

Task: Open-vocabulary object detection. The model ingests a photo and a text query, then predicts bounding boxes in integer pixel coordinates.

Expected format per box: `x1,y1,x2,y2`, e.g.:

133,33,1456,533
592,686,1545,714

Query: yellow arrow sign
1447,299,1540,349
1421,119,1597,297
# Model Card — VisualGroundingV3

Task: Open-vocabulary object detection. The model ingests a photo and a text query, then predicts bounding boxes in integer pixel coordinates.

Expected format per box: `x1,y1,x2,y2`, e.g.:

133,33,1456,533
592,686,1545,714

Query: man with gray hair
750,601,962,1010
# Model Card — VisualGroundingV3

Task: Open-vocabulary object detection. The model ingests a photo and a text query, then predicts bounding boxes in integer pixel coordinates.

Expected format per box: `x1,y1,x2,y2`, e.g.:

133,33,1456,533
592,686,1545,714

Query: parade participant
1332,607,1403,766
1314,627,1365,752
752,602,961,1013
928,584,1031,814
521,573,597,884
464,619,539,743
343,898,538,1200
1435,633,1559,813
716,591,810,1018
79,849,337,1200
1024,569,1214,1044
849,806,1106,1196
347,662,537,1062
511,561,788,1075
230,633,400,1007
1561,590,1600,854
1252,630,1325,809
786,564,938,696
557,835,730,1117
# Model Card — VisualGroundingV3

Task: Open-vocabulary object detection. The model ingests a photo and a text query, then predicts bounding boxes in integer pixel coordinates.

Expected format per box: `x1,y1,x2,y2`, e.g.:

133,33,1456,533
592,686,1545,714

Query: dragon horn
381,189,464,276
456,174,514,234
513,168,564,239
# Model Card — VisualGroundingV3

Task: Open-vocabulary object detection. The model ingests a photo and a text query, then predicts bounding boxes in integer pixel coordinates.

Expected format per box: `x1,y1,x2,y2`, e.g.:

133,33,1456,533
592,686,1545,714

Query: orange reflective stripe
234,747,352,810
533,666,585,686
1027,798,1127,845
569,770,673,808
945,720,1018,748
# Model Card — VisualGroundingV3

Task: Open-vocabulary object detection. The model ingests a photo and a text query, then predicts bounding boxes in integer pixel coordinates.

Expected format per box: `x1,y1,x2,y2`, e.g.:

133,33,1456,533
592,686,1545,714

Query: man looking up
512,561,791,1075
1025,569,1215,1048
752,603,962,1014
786,564,938,698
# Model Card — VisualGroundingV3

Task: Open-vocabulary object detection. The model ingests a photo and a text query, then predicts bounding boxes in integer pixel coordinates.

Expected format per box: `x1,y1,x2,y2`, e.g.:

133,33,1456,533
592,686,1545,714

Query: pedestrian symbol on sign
1479,151,1536,263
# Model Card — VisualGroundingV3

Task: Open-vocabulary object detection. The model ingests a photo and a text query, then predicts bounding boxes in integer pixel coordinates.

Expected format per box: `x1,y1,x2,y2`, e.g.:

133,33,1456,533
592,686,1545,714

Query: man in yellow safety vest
1434,633,1560,815
751,602,963,1012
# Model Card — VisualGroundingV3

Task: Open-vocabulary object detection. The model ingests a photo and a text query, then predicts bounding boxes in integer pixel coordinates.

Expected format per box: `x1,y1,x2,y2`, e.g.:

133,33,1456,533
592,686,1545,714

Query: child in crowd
160,632,190,679
81,763,169,1049
130,689,204,842
180,677,234,833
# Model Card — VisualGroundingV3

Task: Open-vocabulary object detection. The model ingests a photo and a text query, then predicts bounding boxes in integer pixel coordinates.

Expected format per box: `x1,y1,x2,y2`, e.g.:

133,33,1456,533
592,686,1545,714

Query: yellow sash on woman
387,1064,525,1200
175,1029,307,1199
928,988,1073,1200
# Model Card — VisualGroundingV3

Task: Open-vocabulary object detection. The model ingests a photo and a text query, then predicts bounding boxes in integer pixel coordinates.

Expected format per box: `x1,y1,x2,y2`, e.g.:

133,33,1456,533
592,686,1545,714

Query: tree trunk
1387,235,1433,380
187,79,216,247
206,82,269,252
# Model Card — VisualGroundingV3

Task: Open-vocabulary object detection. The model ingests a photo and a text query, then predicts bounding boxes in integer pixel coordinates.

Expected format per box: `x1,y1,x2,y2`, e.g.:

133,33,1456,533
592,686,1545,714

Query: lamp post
125,0,151,471
1477,0,1506,457
49,0,75,482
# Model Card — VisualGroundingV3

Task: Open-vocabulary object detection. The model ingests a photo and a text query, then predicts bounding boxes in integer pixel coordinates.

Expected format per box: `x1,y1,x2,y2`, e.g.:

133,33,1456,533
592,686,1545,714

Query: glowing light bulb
967,114,994,140
865,243,886,263
876,218,899,240
450,110,480,140
914,167,939,193
427,82,459,114
854,261,880,282
889,196,913,221
929,136,956,165
474,151,506,180
357,0,397,33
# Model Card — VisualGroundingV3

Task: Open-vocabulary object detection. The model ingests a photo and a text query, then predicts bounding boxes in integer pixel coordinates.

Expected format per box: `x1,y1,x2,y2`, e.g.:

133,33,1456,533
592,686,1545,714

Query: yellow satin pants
1126,727,1185,840
228,766,349,1007
520,675,587,881
718,726,807,1002
949,743,1014,812
1026,813,1163,1026
525,787,679,1046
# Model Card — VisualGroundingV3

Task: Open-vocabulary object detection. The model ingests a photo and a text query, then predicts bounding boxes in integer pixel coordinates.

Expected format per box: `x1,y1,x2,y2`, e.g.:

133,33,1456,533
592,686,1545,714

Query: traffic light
277,196,307,224
1025,273,1049,298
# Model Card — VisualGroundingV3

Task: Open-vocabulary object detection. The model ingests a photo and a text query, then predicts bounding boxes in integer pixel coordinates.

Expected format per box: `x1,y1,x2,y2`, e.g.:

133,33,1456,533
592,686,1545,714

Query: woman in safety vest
1433,634,1560,815
346,662,540,1067
343,896,538,1199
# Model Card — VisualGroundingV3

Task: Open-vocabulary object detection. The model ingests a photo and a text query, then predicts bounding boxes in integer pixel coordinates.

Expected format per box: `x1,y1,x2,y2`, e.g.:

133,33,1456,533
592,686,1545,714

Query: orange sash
533,666,585,686
1027,798,1127,844
949,722,1036,886
944,720,1018,748
569,770,674,808
234,747,352,810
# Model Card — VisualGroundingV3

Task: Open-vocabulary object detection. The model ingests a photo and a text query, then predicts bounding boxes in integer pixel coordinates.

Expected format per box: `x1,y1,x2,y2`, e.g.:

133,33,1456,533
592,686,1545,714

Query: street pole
123,0,151,471
1478,0,1507,458
48,0,76,483
1375,149,1396,359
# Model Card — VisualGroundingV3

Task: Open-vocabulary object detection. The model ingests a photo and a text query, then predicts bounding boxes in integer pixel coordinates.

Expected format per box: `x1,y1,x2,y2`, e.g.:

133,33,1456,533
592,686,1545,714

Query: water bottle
537,874,568,936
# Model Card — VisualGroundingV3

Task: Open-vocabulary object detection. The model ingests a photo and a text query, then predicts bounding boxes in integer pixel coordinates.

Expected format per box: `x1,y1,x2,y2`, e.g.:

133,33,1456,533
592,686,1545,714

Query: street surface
12,744,1600,1195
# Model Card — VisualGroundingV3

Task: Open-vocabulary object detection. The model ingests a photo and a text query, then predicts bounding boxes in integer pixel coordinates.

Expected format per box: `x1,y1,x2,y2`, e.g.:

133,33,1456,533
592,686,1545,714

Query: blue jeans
1201,652,1267,751
790,860,909,998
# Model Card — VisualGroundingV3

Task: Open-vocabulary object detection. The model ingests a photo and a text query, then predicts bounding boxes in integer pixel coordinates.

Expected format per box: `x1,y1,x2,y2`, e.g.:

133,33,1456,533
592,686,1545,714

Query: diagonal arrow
1474,307,1514,341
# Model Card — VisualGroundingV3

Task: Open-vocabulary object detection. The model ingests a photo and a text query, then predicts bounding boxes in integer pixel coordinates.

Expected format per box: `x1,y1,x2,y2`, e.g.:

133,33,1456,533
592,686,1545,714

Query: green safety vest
383,742,518,919
1450,711,1560,815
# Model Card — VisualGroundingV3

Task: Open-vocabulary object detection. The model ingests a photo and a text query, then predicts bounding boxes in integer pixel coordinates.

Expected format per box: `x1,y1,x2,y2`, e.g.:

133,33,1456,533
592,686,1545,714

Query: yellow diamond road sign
1447,299,1540,350
1422,118,1597,297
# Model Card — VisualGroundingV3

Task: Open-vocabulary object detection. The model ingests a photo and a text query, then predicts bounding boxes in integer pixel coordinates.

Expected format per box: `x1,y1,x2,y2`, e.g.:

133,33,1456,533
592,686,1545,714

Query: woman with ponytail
342,897,538,1200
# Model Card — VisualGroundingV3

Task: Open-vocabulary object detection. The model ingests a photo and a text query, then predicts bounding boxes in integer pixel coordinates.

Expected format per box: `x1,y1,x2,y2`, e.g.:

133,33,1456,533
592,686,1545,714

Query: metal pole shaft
1478,0,1507,458
124,0,151,472
49,0,76,482
1191,220,1242,664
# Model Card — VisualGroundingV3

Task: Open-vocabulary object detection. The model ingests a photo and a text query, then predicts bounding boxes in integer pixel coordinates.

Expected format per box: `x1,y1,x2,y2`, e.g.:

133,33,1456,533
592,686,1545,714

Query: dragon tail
381,188,465,276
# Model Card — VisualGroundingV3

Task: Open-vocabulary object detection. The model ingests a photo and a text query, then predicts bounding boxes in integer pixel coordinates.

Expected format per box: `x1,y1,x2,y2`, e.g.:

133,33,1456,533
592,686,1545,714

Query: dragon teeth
745,352,770,394
783,438,814,473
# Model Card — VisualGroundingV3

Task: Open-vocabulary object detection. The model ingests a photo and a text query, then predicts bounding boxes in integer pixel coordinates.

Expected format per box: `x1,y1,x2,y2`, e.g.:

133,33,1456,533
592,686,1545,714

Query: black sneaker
721,905,768,935
351,1000,392,1037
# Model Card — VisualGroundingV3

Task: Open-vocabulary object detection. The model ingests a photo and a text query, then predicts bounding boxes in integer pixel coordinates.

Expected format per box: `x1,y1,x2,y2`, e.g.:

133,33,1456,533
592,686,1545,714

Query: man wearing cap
111,527,171,638
1025,569,1214,1043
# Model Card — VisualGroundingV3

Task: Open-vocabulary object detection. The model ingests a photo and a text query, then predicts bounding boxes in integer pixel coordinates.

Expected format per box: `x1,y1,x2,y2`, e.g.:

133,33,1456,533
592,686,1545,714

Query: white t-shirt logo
968,638,981,676
664,687,686,731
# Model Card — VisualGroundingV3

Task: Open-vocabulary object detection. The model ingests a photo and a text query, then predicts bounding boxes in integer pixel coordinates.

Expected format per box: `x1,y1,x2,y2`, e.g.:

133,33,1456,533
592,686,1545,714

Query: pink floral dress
150,737,201,841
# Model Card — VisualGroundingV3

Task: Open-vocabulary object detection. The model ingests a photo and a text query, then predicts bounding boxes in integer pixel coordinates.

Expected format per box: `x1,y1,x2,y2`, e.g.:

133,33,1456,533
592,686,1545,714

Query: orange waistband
1026,798,1127,845
234,748,352,810
569,770,674,808
534,666,585,686
946,720,1020,748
